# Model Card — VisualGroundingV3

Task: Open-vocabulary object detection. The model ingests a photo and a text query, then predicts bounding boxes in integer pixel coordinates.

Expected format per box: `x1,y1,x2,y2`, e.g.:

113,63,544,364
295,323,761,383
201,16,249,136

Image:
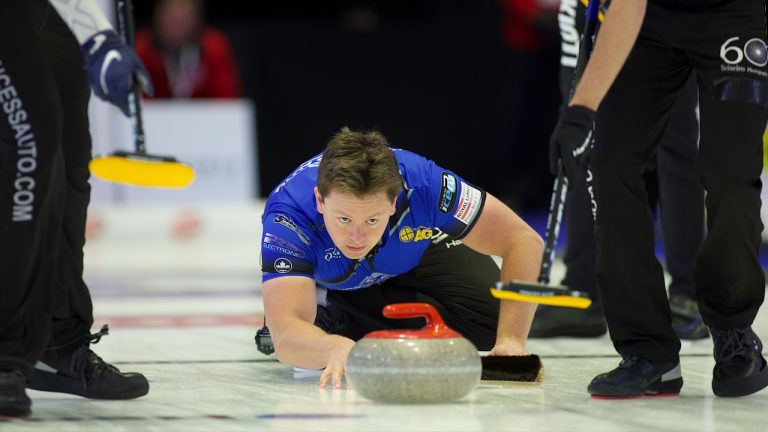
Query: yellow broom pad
490,281,592,309
90,154,195,188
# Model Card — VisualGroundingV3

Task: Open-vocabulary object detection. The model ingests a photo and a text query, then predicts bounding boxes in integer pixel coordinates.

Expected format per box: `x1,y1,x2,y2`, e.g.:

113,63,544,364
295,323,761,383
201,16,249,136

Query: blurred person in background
496,0,560,210
136,0,241,98
530,0,707,341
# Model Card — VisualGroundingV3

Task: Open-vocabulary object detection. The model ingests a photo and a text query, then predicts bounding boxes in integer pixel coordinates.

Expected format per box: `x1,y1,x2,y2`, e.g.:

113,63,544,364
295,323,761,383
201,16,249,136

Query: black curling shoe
588,356,683,399
711,326,768,397
28,325,149,400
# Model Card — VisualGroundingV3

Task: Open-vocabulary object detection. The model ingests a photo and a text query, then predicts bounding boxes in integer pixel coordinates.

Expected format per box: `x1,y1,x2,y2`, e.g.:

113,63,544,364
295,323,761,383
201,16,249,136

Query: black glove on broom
549,105,596,187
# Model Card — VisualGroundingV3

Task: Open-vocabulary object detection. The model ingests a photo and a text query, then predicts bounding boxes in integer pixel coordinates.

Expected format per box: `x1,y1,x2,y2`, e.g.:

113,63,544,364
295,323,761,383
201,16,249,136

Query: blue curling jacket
261,149,486,291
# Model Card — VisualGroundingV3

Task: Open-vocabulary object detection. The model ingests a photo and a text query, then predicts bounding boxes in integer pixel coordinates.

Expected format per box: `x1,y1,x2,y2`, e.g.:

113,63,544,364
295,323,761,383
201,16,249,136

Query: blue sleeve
424,162,486,240
261,212,316,283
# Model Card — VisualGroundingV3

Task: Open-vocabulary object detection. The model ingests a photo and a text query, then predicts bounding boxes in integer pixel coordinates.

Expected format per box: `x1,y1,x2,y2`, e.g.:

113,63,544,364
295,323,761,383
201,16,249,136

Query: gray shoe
669,294,709,340
529,303,607,338
0,370,30,417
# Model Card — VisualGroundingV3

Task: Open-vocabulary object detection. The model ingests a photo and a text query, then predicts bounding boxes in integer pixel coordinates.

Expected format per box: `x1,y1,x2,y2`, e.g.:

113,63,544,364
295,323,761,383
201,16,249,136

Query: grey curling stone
346,303,481,403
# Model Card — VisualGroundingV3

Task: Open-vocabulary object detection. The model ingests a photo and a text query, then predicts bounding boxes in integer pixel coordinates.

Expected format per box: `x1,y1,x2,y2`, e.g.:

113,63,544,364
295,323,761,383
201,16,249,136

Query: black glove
548,105,596,183
81,30,153,117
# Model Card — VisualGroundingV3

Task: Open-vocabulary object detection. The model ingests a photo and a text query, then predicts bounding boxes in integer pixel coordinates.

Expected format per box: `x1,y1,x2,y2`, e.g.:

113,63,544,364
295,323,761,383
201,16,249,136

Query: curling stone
345,303,481,403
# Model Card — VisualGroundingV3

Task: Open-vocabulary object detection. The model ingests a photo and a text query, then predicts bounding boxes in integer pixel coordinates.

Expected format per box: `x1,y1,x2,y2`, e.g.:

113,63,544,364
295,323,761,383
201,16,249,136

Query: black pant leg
657,72,705,300
0,1,66,374
39,7,95,354
325,243,500,350
560,73,703,304
678,0,768,329
695,95,766,329
592,12,692,363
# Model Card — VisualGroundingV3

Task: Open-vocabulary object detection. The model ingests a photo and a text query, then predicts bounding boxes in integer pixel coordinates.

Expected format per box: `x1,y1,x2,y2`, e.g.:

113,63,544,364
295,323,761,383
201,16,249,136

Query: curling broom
489,0,603,311
88,0,195,189
482,0,601,383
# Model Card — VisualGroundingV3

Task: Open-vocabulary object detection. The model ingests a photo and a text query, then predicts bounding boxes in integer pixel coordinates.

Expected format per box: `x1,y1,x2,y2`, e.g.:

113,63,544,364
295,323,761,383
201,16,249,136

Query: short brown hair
317,127,403,201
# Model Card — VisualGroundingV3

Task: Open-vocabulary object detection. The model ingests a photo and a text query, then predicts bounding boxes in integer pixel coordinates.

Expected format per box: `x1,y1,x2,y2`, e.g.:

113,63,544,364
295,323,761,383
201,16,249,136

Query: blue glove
81,30,153,117
548,105,596,185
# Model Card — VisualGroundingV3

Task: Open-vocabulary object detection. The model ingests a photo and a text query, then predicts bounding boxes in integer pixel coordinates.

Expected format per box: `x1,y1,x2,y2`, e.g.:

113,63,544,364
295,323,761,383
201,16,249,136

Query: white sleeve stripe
49,0,113,44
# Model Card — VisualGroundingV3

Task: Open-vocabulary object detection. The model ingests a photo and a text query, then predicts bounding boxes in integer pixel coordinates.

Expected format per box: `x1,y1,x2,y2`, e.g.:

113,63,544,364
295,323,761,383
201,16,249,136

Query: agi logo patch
399,226,434,243
438,172,457,214
399,226,415,242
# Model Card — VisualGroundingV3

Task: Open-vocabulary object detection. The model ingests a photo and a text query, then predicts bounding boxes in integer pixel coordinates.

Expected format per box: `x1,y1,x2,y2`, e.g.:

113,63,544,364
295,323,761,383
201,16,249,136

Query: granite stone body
346,337,481,403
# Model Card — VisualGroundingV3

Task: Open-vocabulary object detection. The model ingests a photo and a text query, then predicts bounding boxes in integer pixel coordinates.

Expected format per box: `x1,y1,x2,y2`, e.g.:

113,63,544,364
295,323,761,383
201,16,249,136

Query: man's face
315,187,396,260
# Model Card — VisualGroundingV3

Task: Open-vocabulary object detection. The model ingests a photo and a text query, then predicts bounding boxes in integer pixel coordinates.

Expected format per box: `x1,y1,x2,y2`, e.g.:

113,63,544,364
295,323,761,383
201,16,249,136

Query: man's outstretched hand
319,336,356,389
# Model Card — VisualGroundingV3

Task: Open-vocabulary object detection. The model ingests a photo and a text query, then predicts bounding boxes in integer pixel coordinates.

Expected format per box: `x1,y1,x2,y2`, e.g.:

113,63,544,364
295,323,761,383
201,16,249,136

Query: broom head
90,151,195,188
481,354,543,383
491,280,592,309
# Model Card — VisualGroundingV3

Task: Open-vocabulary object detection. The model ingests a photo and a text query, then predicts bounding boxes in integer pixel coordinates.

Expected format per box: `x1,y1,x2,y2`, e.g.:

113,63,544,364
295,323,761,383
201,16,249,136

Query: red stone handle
365,303,461,339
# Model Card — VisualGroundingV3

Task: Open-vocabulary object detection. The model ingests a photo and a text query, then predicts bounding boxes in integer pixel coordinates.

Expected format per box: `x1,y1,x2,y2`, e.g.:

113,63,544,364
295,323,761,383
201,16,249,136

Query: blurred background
85,0,768,261
91,0,562,213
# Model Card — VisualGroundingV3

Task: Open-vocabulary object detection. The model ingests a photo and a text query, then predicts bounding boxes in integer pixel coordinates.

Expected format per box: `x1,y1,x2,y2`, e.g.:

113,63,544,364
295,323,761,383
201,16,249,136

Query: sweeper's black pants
0,1,95,375
559,69,704,302
591,0,768,364
321,243,501,351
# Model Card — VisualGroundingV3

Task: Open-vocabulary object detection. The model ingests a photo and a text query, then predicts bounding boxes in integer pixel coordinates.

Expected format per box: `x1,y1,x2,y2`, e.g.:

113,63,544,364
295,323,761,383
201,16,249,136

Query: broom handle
538,0,600,285
115,0,146,155
539,163,568,284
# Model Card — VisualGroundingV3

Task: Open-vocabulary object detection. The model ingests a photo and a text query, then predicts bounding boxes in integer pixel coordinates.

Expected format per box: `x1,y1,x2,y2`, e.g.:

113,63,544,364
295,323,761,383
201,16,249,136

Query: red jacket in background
499,0,559,52
135,28,242,99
